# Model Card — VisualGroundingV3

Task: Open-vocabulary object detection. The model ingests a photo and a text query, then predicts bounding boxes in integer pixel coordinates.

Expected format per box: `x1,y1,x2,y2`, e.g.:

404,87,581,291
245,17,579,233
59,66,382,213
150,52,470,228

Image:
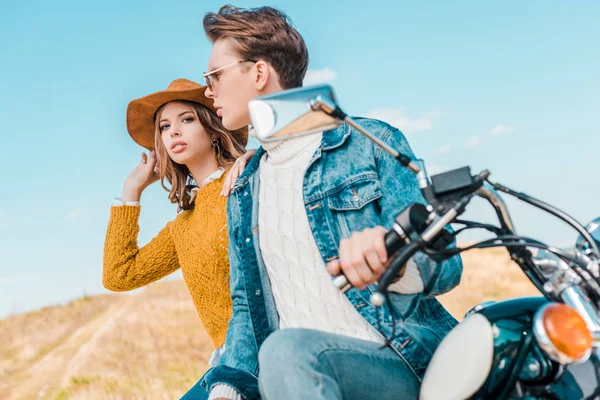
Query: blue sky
0,0,599,318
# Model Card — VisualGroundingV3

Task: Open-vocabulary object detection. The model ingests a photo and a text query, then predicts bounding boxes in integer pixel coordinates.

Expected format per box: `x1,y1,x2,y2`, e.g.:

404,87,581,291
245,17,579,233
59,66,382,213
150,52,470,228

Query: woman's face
157,101,214,166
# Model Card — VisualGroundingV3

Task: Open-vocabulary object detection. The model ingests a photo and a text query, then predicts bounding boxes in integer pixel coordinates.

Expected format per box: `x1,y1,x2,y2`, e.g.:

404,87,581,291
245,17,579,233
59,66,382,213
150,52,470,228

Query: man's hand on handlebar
327,226,394,290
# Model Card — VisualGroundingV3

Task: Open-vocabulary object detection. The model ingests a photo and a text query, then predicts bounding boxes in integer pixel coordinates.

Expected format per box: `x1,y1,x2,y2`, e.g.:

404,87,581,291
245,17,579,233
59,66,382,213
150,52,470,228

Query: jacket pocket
327,178,383,238
328,178,383,211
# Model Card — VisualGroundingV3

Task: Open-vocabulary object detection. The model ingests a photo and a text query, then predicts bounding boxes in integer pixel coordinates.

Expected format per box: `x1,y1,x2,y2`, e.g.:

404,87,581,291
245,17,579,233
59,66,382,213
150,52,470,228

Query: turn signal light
533,303,592,364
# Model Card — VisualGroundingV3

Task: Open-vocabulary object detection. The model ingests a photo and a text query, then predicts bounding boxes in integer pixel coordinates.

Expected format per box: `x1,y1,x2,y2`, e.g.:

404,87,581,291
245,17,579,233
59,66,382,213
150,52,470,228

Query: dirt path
5,296,134,400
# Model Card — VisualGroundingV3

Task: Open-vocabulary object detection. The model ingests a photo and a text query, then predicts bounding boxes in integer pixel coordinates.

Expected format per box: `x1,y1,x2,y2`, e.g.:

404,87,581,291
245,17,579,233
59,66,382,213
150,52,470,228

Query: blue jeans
258,328,421,400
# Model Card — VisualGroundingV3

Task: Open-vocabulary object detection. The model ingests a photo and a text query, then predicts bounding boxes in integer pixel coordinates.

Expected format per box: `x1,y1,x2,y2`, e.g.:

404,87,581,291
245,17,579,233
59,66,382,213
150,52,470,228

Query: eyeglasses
203,59,257,91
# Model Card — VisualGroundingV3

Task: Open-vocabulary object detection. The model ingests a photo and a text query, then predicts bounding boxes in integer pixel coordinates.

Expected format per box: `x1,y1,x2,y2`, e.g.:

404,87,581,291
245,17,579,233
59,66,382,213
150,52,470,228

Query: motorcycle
248,84,600,399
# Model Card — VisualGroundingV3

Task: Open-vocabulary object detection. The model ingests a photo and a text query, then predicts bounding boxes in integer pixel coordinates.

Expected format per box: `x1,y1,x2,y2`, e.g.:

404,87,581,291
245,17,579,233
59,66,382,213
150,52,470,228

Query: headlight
420,313,494,400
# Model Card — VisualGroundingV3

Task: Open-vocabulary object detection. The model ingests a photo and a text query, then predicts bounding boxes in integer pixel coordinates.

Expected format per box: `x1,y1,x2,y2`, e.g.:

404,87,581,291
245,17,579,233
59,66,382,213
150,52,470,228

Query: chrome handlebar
464,183,600,344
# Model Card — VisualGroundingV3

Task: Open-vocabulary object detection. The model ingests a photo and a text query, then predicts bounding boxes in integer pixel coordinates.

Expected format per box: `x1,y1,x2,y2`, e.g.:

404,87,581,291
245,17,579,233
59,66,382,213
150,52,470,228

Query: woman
102,78,253,398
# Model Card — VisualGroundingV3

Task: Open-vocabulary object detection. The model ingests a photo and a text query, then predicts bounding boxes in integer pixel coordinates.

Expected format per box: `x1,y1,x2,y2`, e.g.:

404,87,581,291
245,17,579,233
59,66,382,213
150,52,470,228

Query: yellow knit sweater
103,173,231,348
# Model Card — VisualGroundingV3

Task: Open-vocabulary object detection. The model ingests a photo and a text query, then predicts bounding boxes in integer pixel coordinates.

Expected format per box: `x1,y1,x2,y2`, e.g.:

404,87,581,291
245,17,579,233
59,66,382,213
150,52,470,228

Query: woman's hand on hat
220,149,257,197
122,151,160,202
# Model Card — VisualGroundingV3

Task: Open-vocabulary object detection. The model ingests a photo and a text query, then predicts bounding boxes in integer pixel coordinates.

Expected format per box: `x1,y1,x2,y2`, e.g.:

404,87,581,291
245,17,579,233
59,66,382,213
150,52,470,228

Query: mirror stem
310,97,421,174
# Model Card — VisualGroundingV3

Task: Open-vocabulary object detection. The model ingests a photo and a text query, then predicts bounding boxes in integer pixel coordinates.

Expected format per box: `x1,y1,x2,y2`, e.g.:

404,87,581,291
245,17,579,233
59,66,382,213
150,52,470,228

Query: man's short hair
204,5,309,89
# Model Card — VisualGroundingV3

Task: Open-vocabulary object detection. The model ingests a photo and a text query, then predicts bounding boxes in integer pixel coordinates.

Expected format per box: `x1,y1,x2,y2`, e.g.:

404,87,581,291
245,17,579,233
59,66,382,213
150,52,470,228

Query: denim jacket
201,118,463,399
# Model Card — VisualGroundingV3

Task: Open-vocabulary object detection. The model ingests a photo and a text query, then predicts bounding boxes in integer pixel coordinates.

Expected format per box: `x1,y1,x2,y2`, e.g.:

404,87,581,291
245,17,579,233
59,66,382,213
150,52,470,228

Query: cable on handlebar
488,180,600,258
426,236,583,267
452,219,504,236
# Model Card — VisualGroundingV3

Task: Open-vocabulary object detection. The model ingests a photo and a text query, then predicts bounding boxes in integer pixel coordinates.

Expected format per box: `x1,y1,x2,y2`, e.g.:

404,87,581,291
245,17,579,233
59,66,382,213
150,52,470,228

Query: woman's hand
122,151,160,202
221,149,257,197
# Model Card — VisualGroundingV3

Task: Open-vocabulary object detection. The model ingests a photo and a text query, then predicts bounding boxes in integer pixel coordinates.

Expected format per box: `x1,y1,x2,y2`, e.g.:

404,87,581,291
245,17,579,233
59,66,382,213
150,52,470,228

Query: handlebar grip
333,227,406,292
385,228,405,257
334,227,409,292
371,240,422,306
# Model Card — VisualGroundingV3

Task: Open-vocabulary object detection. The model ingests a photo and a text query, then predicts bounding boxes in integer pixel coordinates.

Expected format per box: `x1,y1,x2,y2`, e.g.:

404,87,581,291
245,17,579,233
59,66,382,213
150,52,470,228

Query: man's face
204,39,259,131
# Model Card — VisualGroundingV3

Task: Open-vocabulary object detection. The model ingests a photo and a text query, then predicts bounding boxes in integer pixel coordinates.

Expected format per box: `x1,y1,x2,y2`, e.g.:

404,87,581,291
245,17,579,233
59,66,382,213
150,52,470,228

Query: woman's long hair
153,100,246,211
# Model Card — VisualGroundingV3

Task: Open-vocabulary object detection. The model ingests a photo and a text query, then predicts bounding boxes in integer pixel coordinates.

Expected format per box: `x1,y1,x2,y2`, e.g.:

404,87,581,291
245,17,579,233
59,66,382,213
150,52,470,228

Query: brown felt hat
126,78,248,150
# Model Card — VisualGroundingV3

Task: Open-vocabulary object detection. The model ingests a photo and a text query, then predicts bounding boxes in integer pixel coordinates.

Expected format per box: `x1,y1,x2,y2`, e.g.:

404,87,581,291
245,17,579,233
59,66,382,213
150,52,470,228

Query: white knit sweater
258,133,385,343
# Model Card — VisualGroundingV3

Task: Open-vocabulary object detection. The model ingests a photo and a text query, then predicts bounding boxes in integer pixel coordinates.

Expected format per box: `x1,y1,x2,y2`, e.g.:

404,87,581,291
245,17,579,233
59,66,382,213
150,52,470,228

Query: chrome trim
414,160,429,189
392,223,408,242
560,286,600,334
533,303,592,364
542,267,581,296
422,209,458,242
532,257,564,273
587,259,600,280
576,219,600,258
475,184,516,234
333,275,351,292
464,301,497,318
587,221,600,237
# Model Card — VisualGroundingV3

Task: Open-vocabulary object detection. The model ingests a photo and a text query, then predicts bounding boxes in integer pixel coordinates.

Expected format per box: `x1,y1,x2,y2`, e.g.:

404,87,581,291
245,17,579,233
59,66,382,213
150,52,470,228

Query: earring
212,138,221,160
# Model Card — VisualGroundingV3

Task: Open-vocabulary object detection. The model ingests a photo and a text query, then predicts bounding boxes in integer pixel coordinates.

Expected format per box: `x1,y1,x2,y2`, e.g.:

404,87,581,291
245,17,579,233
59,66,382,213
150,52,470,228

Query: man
196,5,462,400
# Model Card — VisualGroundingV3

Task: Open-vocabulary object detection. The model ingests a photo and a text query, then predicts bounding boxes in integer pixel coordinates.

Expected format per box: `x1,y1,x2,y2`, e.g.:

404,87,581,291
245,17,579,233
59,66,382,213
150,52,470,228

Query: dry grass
0,247,542,399
0,281,212,400
438,246,540,318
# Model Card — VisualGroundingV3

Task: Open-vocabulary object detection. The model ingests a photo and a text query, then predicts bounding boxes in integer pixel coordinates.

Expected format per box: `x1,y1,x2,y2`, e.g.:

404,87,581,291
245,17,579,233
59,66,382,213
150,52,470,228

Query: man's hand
327,226,389,290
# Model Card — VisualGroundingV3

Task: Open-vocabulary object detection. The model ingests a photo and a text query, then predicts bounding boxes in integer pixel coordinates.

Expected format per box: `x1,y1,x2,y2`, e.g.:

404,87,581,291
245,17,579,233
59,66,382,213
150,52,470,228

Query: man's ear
254,60,269,91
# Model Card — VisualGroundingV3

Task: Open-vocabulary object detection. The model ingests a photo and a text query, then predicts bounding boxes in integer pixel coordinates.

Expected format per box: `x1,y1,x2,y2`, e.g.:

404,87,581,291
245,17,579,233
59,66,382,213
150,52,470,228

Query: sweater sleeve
209,385,244,400
102,205,180,291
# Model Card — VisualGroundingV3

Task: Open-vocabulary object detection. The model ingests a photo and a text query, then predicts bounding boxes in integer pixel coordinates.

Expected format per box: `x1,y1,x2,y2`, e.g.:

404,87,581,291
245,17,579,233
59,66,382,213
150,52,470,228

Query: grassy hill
0,247,540,399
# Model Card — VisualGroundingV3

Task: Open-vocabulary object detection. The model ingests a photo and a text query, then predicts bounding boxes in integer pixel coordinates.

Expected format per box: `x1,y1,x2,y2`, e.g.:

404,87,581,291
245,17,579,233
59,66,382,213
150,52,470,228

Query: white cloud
67,208,90,221
465,136,484,149
303,68,337,86
433,144,453,156
490,124,516,136
366,107,445,134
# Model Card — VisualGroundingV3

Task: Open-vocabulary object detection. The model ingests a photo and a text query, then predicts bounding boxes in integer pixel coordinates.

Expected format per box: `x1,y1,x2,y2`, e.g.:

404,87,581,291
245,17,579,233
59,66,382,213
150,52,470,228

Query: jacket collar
231,122,352,192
